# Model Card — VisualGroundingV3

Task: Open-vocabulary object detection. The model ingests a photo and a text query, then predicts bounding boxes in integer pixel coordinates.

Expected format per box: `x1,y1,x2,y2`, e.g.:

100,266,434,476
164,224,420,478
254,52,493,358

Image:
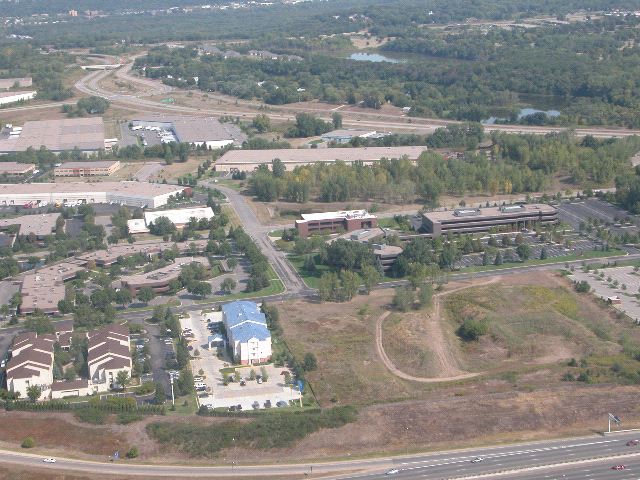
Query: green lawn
195,264,284,303
288,255,331,289
166,393,198,416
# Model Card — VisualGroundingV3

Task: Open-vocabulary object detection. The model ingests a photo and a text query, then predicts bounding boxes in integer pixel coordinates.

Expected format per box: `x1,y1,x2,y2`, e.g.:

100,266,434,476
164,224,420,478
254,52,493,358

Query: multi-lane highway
3,431,640,478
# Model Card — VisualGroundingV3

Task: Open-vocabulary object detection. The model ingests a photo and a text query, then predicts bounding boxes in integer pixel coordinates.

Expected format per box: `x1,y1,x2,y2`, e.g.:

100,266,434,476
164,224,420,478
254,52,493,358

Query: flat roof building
54,160,121,177
119,257,209,295
0,162,36,176
0,117,106,154
321,129,390,144
0,181,188,208
421,204,558,237
145,206,214,227
0,213,61,238
215,146,428,172
20,262,85,315
296,210,377,238
131,116,247,149
0,91,36,106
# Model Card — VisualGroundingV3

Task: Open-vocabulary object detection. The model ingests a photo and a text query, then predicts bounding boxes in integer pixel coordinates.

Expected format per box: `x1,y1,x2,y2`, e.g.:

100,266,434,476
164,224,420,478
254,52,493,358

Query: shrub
21,437,35,448
457,318,488,341
118,412,144,424
75,408,107,425
126,446,139,458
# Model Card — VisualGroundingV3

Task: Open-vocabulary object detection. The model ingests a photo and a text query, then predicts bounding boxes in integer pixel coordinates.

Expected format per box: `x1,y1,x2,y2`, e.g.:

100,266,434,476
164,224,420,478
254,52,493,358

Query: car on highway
626,440,639,446
471,457,484,463
612,465,627,470
43,458,56,463
385,469,399,475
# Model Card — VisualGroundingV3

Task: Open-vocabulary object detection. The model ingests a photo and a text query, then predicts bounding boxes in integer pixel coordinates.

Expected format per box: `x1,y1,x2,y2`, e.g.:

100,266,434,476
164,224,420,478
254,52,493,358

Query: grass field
382,312,440,377
441,274,627,374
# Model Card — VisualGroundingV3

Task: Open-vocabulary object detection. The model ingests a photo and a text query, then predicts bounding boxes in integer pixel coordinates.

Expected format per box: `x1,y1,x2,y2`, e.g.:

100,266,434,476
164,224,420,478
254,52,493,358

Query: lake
348,52,404,63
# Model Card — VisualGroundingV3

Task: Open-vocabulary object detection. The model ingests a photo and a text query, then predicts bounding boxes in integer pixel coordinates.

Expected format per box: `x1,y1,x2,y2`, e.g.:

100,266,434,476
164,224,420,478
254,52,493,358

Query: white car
43,458,56,463
471,457,484,463
385,469,399,475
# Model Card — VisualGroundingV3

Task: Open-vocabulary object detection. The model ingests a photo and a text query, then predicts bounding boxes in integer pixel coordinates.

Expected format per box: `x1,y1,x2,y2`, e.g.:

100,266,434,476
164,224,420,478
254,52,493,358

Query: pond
348,52,404,63
482,108,561,125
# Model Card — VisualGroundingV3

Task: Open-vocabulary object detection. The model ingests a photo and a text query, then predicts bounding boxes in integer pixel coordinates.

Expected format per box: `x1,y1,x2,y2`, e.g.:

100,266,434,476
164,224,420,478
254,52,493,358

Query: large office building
0,181,188,208
119,257,209,295
215,146,428,172
54,160,121,177
131,116,246,149
19,262,85,315
421,204,558,237
0,117,107,154
295,210,377,237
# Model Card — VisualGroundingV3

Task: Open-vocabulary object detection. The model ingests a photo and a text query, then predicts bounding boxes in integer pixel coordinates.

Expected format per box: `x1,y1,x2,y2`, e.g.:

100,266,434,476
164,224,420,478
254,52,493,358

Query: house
222,301,272,365
87,323,132,392
6,332,55,399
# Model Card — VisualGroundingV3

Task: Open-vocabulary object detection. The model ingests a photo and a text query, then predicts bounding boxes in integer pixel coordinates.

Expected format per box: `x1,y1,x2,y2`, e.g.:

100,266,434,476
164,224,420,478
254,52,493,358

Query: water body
348,52,404,63
483,108,561,125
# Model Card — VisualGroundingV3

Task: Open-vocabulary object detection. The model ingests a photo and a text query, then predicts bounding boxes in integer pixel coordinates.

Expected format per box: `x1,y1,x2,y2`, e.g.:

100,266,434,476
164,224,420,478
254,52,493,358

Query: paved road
71,61,640,139
3,431,640,478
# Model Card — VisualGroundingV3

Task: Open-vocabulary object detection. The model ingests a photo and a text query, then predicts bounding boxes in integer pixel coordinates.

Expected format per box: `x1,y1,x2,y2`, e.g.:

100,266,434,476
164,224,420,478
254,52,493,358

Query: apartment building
6,332,55,399
222,301,272,366
87,323,132,392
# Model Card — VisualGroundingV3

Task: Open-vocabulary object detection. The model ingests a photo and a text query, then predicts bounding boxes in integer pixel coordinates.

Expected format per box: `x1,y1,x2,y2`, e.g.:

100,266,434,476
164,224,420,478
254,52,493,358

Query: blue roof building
222,301,272,365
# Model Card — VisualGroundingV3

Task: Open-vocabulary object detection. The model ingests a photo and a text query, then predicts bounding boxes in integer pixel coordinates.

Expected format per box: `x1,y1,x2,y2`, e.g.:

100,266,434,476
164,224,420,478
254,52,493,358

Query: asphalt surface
4,432,640,478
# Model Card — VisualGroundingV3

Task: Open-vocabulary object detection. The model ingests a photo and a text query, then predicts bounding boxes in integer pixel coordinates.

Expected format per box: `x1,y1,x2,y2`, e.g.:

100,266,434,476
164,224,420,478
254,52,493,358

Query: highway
69,59,640,138
3,431,640,478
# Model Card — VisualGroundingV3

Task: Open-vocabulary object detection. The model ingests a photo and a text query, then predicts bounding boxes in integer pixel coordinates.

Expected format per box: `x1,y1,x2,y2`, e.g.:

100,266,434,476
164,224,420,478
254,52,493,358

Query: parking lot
179,311,301,411
559,199,639,237
569,266,640,321
455,233,602,269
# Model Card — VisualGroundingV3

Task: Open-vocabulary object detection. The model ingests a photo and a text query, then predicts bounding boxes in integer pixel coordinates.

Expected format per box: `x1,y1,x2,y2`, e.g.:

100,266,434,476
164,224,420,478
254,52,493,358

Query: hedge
5,399,165,415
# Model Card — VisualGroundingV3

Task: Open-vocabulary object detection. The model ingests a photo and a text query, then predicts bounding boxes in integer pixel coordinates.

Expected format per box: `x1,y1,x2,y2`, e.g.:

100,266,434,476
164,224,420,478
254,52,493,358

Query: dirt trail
375,279,498,383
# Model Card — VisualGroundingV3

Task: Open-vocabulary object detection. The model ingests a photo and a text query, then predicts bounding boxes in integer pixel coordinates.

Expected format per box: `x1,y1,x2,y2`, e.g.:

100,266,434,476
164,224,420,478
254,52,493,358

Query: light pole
170,375,175,407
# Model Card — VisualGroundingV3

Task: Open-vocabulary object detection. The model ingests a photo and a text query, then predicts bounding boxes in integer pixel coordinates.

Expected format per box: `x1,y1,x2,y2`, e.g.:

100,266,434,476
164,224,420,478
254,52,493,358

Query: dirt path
375,280,498,383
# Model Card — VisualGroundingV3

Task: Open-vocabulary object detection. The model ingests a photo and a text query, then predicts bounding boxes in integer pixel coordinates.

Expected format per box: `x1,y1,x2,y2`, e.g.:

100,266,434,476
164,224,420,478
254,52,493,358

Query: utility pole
170,375,175,406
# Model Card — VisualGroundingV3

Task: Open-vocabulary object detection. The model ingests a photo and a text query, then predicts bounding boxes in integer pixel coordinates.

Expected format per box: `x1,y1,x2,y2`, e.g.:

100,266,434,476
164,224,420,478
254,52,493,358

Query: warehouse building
421,204,558,237
0,91,36,106
131,116,246,149
295,210,377,237
0,182,188,208
0,117,107,154
127,206,214,234
54,160,121,177
0,162,35,176
215,146,428,172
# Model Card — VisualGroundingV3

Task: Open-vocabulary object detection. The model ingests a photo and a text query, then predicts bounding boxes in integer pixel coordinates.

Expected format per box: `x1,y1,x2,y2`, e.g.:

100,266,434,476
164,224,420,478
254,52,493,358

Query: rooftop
0,91,36,99
144,207,214,226
0,162,35,174
0,117,105,153
0,213,60,237
321,129,376,138
55,160,120,169
222,301,270,342
423,204,558,222
216,146,429,166
0,181,185,198
133,116,247,144
299,210,375,222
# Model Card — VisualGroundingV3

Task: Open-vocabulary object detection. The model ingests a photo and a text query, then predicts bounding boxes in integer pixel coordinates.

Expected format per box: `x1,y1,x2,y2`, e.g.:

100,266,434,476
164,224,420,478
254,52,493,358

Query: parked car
627,440,639,446
276,400,288,408
228,405,236,412
264,399,272,408
612,465,627,470
240,379,246,386
256,377,263,384
193,376,204,382
252,401,260,410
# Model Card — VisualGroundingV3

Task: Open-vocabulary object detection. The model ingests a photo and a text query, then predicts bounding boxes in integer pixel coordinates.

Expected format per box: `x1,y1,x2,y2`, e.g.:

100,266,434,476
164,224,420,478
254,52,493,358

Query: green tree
540,247,548,260
220,277,236,294
303,352,318,371
136,287,156,304
114,289,133,307
187,281,212,298
26,385,41,402
21,437,35,448
252,113,271,133
516,243,531,261
339,270,360,301
361,264,382,294
318,271,339,302
417,283,434,308
457,318,488,341
393,286,414,312
24,313,54,335
494,251,503,266
332,112,343,129
154,382,166,405
126,446,139,458
116,370,130,390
